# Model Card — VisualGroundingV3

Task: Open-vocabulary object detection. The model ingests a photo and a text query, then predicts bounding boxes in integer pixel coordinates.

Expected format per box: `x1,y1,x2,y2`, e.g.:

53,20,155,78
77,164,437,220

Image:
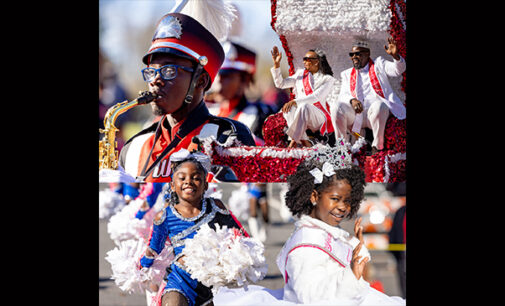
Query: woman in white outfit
270,46,336,148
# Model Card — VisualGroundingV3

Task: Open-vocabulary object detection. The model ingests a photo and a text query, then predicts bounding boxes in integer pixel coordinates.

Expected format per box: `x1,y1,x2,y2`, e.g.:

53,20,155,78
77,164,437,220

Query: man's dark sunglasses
349,51,369,57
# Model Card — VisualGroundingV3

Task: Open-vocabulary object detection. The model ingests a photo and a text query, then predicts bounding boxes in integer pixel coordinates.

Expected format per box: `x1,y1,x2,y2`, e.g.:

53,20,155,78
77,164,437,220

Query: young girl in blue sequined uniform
139,152,245,306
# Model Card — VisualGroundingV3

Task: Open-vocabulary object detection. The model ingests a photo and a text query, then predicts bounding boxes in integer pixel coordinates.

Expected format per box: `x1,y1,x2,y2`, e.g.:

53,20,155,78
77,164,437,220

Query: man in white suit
332,38,406,154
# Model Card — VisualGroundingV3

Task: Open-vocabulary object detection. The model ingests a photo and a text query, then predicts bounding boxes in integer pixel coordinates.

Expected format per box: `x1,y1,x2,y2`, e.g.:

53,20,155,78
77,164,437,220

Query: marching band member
206,40,276,146
118,12,255,183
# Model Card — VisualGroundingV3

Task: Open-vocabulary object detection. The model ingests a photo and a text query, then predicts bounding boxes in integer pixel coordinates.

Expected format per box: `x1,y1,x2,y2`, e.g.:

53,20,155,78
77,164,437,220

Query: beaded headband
169,148,212,174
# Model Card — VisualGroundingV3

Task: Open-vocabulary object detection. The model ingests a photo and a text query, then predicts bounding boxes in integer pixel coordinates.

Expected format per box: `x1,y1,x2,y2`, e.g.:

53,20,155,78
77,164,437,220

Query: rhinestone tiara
304,139,353,171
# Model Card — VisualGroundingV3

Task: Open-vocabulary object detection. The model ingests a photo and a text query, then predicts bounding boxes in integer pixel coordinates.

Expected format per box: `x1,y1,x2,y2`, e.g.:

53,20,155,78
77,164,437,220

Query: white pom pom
105,239,149,294
107,198,152,245
105,239,175,294
227,185,251,220
181,223,268,293
99,189,126,219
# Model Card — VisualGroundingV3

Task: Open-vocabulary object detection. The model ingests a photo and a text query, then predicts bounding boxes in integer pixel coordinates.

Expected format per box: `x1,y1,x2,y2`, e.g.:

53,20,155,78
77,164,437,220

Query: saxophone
99,90,156,170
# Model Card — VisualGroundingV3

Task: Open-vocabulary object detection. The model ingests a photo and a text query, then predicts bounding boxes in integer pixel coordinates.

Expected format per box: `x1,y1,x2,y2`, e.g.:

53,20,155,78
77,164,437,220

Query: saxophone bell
99,90,156,170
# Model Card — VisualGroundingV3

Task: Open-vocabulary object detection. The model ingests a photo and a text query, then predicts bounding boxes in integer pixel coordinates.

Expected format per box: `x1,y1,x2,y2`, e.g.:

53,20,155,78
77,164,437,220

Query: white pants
283,103,326,142
332,100,390,150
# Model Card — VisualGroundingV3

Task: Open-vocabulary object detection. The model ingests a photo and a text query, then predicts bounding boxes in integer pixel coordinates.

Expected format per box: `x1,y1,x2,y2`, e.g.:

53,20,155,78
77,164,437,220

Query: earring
312,202,317,206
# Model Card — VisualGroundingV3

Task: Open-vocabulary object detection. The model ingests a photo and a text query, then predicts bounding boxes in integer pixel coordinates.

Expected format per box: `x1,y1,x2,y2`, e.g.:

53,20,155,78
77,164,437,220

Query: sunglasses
303,57,319,62
348,51,368,57
141,64,194,82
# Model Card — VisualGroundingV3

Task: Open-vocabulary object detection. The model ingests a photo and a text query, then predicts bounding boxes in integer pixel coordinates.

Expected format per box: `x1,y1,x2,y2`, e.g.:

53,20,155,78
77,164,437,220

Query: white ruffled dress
214,215,405,305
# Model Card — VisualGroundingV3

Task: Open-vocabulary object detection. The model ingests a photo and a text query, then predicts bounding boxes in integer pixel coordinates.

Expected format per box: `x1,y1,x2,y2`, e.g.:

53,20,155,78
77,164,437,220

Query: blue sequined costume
139,197,241,306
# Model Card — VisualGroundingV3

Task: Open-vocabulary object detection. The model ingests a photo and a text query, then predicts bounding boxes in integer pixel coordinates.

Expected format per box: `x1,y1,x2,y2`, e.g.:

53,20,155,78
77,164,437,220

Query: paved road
99,183,403,305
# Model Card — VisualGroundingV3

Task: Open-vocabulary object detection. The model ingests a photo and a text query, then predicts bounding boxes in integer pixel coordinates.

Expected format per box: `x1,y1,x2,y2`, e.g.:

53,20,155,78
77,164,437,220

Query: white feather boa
181,223,268,293
105,238,174,294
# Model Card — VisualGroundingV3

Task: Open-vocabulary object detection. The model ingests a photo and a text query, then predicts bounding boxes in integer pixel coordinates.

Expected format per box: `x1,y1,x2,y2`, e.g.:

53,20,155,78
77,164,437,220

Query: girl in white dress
214,143,405,305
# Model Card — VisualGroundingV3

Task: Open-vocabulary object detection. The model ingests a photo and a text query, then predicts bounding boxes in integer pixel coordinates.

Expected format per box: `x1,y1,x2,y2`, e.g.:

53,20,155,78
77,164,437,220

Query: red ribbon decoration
350,58,385,100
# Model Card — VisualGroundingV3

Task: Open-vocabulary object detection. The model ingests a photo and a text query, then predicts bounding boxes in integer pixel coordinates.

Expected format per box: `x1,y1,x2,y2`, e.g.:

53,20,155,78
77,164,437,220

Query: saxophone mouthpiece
137,91,157,104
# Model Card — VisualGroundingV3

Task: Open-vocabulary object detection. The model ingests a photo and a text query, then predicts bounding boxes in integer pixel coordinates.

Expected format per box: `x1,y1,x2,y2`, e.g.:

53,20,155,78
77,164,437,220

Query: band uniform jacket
118,101,255,182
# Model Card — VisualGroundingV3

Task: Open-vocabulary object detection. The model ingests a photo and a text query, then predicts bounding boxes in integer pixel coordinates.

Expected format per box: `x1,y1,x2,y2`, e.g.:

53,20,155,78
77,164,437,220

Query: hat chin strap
169,62,204,115
184,63,204,104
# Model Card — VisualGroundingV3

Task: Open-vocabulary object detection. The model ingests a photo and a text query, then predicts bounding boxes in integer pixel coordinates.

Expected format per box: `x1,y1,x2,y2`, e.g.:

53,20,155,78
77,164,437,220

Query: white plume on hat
174,0,237,41
228,3,243,39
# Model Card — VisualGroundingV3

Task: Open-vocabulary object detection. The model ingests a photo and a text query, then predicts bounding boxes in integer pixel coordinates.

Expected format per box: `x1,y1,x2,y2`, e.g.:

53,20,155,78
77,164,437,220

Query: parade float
203,0,406,183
